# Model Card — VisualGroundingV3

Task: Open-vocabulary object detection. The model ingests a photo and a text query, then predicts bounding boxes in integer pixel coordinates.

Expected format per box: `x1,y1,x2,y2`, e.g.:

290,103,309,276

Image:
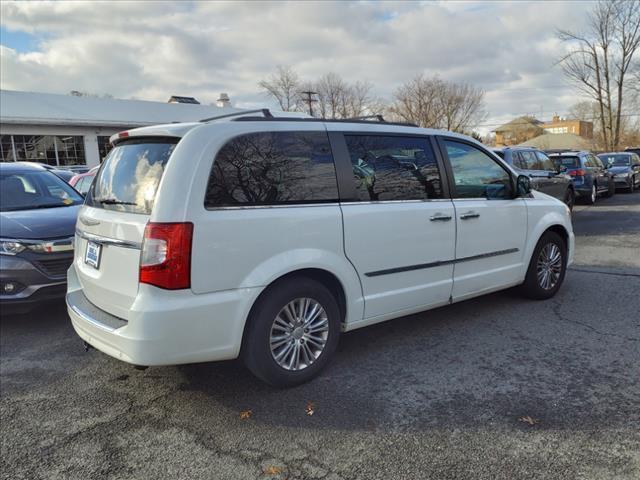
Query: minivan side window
344,135,442,201
205,131,339,207
444,140,512,199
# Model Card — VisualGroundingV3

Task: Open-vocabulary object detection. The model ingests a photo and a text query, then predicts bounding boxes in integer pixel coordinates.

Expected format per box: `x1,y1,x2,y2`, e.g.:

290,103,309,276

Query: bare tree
441,82,488,132
313,73,382,119
557,0,640,150
259,68,383,118
387,75,446,127
314,73,348,119
388,74,487,132
258,65,301,111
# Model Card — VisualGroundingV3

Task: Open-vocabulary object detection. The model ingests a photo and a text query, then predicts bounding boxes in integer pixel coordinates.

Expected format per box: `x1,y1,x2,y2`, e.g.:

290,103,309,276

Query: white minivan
67,111,574,386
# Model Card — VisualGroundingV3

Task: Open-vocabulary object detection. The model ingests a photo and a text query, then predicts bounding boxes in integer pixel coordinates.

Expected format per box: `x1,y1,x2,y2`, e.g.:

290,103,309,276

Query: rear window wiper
95,198,138,206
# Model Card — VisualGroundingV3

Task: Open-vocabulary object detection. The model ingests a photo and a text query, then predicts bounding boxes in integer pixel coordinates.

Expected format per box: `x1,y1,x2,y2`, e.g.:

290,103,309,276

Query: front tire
563,188,575,211
604,177,615,197
243,277,341,387
521,231,567,300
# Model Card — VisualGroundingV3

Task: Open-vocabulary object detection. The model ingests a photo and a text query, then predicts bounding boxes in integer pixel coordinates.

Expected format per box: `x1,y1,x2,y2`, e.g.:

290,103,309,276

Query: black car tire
563,188,575,211
604,177,615,197
521,231,568,300
629,178,635,193
242,276,341,387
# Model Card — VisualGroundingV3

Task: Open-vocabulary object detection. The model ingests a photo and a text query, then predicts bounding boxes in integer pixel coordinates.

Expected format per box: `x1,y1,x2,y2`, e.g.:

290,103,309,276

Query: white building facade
0,90,240,169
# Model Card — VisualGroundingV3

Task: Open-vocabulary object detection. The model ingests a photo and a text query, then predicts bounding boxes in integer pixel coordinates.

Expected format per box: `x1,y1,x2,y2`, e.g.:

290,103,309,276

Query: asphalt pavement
1,191,639,480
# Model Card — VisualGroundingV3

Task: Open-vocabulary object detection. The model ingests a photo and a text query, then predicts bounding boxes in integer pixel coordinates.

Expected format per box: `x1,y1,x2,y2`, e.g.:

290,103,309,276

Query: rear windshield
86,138,178,214
554,156,580,168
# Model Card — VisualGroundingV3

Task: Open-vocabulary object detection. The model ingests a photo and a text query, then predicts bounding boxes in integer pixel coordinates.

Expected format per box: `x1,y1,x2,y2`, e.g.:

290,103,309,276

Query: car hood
608,166,631,174
0,205,80,240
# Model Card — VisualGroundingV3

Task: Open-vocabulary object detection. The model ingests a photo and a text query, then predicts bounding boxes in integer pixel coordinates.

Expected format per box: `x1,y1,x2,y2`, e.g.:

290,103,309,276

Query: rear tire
521,231,567,300
242,277,341,387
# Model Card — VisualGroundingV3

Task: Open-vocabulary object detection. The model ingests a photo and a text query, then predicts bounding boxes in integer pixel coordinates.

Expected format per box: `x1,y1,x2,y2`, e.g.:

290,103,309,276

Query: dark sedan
597,152,640,192
0,162,83,314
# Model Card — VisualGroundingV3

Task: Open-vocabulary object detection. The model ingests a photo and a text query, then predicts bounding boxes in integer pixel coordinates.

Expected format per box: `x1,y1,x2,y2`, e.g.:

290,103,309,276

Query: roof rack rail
199,108,273,123
233,116,419,127
348,115,386,122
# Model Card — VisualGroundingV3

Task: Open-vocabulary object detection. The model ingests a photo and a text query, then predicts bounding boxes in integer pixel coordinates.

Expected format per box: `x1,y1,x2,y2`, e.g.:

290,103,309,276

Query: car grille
34,256,74,278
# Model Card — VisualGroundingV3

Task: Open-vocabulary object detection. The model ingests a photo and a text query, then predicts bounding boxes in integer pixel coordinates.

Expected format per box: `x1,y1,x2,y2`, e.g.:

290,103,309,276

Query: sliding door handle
430,214,452,222
460,211,480,220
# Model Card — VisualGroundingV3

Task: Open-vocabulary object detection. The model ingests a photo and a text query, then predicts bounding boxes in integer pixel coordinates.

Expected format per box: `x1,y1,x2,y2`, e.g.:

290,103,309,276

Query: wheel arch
545,224,569,249
240,268,349,355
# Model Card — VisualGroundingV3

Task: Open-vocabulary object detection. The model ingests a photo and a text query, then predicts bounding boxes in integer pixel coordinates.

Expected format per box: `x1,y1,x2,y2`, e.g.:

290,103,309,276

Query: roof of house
493,116,542,133
519,132,594,150
0,89,243,128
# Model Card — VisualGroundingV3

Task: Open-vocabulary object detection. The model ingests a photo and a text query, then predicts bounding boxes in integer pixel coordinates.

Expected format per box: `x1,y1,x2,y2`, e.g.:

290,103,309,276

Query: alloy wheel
536,243,563,290
269,297,329,371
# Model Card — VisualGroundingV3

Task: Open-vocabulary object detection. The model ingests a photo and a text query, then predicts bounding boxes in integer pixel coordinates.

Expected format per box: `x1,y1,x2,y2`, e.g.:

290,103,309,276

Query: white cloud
1,0,594,132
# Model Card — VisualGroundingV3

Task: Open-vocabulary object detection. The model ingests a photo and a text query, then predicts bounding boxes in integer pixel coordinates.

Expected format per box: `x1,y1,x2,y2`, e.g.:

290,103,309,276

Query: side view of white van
67,111,574,387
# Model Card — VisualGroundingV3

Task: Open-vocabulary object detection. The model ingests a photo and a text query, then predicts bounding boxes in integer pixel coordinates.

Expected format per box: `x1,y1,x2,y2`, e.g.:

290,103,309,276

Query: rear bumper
66,263,259,366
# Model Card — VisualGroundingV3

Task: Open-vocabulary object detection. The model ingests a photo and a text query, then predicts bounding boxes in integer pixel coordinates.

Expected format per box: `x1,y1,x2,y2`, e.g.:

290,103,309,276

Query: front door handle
430,213,452,222
460,211,480,220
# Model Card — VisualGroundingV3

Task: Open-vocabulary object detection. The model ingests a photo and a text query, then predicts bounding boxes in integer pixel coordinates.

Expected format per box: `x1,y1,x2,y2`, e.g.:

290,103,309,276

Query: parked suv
548,151,615,204
493,147,575,209
597,152,640,192
67,113,574,387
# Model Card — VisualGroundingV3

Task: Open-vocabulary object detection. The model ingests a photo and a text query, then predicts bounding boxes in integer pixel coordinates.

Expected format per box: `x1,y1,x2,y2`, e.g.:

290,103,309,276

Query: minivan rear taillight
140,222,193,290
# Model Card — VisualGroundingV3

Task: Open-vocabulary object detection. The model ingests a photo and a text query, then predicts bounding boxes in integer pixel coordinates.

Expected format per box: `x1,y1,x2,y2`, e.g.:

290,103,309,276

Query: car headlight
0,241,26,255
615,172,630,178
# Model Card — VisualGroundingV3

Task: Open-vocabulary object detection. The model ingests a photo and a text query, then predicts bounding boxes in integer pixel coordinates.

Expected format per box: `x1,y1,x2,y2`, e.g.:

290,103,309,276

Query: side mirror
516,174,531,197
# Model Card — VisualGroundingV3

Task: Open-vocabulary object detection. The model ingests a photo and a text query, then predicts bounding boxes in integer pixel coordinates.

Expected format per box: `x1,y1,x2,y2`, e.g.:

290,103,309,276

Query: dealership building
0,90,240,169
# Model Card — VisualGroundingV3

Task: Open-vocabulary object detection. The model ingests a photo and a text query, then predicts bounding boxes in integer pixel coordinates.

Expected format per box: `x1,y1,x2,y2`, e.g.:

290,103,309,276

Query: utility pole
300,90,318,117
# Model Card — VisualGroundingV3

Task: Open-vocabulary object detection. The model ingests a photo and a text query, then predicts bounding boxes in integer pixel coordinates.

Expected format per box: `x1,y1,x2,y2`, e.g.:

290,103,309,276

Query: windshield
85,138,178,214
554,156,580,168
598,154,631,166
0,169,83,212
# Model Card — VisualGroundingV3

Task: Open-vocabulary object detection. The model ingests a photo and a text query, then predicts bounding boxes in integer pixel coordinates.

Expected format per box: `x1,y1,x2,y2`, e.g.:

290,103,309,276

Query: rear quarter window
204,131,339,207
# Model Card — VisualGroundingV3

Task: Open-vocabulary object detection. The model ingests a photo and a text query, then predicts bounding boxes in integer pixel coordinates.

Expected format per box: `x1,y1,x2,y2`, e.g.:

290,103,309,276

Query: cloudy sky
0,0,594,133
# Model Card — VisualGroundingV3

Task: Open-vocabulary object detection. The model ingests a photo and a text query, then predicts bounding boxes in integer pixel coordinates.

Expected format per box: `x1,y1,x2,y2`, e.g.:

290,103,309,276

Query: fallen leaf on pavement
263,466,283,475
305,401,315,416
518,415,539,425
239,409,252,420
